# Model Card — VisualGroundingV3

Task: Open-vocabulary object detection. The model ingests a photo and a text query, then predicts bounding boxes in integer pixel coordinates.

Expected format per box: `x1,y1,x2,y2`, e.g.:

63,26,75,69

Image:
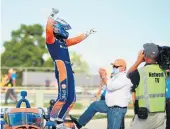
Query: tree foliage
2,24,46,67
70,51,89,73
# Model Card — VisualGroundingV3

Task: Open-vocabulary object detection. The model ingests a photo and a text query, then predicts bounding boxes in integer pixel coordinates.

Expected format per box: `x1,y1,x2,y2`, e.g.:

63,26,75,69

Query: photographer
47,99,56,119
166,70,170,129
127,43,166,129
4,69,17,105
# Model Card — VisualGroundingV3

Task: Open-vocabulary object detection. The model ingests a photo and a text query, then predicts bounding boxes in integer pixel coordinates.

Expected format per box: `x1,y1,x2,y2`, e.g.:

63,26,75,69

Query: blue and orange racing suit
46,17,87,121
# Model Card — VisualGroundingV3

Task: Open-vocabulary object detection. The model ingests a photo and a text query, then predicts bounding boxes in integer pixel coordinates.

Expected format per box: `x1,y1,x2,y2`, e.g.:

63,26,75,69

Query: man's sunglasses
112,65,123,68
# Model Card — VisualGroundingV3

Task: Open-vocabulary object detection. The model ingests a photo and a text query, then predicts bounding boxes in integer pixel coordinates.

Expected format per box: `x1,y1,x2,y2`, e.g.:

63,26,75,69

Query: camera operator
127,43,166,129
46,99,56,120
166,70,170,129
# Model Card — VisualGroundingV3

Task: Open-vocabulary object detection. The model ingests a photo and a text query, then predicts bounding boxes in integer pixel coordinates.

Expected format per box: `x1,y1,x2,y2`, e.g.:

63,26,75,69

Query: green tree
1,24,47,67
70,51,89,73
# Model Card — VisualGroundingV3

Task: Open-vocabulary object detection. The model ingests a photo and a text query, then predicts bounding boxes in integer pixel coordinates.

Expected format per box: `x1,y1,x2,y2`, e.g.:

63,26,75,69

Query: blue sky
1,0,170,73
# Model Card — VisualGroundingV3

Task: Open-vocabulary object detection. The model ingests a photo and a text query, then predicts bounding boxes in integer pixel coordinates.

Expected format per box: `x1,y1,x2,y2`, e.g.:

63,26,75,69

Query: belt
108,105,127,109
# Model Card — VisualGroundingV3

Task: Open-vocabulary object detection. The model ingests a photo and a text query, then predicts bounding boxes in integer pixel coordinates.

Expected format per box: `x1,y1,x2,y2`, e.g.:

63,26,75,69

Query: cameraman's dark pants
166,98,170,129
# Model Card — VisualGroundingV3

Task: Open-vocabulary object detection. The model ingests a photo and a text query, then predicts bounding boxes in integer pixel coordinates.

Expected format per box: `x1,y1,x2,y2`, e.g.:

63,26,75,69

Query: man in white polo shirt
70,59,133,129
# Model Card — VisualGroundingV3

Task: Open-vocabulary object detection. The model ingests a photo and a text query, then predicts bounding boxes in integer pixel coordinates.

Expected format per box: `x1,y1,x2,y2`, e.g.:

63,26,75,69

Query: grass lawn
1,102,134,110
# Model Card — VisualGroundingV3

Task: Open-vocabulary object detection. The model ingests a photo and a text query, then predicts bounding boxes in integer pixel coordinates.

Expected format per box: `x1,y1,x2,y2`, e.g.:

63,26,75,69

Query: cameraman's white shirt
105,71,133,107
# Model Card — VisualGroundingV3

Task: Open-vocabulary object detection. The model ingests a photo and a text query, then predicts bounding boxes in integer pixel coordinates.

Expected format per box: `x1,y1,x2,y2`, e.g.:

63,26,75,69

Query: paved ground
81,118,132,129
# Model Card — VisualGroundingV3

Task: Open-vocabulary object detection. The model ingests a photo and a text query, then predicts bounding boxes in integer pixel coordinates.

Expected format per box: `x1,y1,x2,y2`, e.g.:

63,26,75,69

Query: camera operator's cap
111,59,126,67
143,43,159,58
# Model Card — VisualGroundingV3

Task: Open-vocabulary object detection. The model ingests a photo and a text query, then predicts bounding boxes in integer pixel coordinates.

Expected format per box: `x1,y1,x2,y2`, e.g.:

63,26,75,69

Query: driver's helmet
53,17,71,39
